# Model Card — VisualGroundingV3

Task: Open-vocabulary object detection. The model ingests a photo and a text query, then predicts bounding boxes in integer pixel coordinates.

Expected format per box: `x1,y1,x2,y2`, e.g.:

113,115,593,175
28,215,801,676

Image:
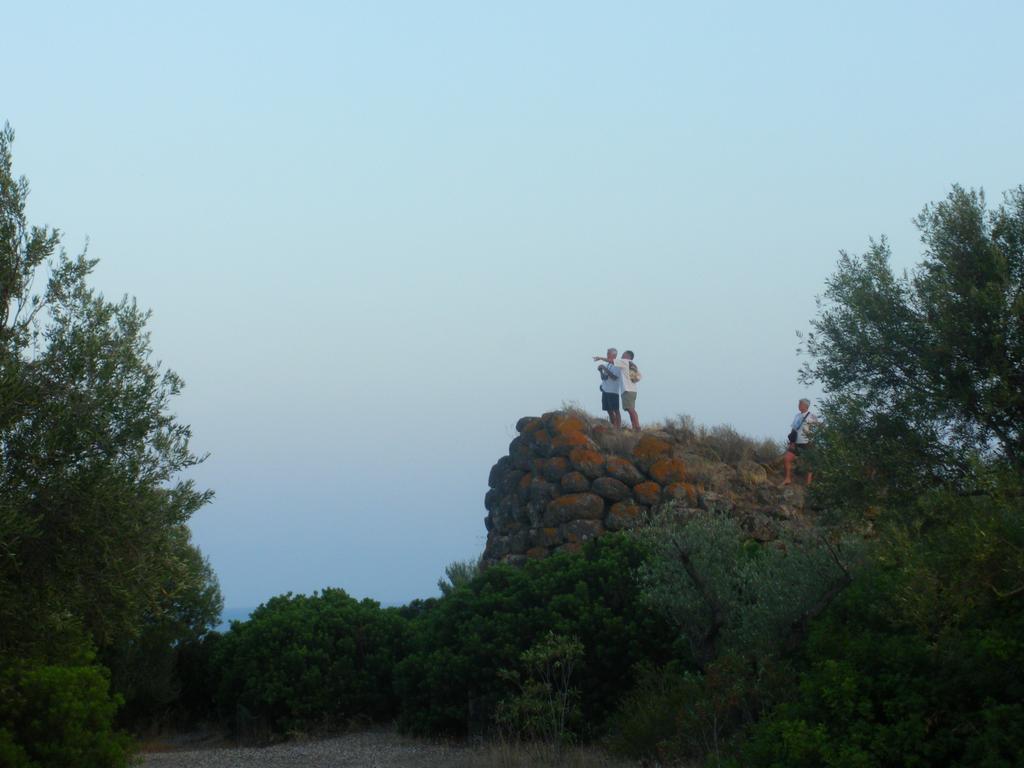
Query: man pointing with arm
593,347,622,428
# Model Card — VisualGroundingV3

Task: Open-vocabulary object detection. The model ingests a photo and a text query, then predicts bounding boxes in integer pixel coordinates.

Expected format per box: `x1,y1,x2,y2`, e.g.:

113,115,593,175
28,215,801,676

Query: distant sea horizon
216,606,257,632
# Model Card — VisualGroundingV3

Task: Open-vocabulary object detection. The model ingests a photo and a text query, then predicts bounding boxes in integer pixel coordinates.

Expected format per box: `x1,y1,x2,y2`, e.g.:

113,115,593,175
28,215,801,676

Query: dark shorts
791,443,814,463
602,391,620,412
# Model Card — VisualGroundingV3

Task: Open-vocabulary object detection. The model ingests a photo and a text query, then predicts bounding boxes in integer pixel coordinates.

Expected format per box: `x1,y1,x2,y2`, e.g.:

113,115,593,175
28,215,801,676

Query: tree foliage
101,537,223,728
0,123,219,763
0,122,216,658
801,185,1024,510
733,184,1024,766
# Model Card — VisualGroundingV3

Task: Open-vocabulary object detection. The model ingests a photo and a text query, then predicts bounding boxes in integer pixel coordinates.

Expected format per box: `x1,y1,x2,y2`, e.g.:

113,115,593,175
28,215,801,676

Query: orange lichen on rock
541,456,570,482
517,472,534,502
649,457,687,485
663,481,698,504
632,435,672,469
528,429,553,454
606,500,645,531
559,518,604,543
605,456,644,486
551,430,592,455
544,412,587,435
543,493,604,525
591,476,632,501
569,447,606,479
534,527,561,547
529,477,558,506
560,471,590,493
633,481,662,506
482,410,810,567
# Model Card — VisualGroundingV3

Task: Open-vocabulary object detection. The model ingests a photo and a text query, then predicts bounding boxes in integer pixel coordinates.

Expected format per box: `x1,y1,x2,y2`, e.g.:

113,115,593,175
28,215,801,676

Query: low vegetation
657,415,783,466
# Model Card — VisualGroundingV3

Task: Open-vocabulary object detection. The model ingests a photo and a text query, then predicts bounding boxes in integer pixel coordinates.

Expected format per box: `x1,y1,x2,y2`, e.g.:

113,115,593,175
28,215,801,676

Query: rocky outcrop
482,410,807,566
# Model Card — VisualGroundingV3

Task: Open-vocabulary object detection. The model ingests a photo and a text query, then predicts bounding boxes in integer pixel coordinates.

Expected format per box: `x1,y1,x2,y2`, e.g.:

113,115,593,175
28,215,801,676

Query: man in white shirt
592,347,622,427
784,398,820,485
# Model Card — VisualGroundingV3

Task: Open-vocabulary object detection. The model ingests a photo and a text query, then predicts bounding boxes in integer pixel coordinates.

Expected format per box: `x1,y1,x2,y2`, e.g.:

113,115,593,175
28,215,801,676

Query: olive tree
801,184,1024,510
0,122,217,659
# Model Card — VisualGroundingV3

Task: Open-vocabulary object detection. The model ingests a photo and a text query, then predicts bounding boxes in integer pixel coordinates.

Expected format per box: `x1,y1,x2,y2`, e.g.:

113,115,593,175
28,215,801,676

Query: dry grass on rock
657,415,783,466
556,408,783,470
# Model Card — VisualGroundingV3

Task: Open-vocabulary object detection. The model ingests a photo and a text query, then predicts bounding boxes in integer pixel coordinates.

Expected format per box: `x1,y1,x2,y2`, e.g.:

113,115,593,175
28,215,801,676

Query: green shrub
0,661,132,768
438,557,482,597
607,662,694,762
635,510,856,668
495,632,585,745
737,490,1024,767
609,509,859,764
610,656,793,766
393,534,681,738
0,728,30,768
212,588,409,738
173,631,223,727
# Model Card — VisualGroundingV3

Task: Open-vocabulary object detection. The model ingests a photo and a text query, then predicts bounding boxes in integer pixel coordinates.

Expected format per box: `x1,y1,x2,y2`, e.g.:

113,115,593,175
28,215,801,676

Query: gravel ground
140,728,634,768
142,729,468,768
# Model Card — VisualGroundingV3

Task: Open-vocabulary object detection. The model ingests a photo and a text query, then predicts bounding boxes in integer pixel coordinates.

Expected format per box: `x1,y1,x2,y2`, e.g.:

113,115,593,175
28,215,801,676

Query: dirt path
142,728,464,768
140,727,634,768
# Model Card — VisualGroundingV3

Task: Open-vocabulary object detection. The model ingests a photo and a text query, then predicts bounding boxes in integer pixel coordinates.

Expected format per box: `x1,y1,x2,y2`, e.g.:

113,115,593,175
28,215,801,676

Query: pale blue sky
6,1,1022,610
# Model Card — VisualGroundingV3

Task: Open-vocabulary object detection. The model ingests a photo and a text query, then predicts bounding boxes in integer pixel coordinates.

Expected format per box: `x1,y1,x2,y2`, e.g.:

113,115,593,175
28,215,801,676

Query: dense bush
494,632,586,744
607,662,694,761
635,510,855,667
609,656,792,765
212,588,409,738
605,510,852,764
736,490,1024,767
0,661,132,768
393,534,681,737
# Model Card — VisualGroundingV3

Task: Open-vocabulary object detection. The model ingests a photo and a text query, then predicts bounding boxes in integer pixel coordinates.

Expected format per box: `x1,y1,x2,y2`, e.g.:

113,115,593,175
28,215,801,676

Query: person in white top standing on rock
592,347,622,427
783,398,820,485
620,350,642,431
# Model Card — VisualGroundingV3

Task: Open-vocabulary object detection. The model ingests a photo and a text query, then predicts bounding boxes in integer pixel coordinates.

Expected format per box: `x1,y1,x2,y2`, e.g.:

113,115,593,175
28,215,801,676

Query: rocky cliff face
482,410,807,566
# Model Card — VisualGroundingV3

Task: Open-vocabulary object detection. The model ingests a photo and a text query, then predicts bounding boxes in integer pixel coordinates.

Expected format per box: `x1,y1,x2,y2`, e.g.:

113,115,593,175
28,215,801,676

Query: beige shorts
622,391,637,410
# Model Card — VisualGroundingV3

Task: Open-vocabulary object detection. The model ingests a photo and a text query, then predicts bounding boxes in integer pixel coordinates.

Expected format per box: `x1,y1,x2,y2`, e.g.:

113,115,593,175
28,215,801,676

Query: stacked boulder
482,410,805,566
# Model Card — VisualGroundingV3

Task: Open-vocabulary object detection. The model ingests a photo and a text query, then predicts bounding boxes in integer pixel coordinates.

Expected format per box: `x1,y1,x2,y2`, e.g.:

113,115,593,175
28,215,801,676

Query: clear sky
6,1,1023,611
